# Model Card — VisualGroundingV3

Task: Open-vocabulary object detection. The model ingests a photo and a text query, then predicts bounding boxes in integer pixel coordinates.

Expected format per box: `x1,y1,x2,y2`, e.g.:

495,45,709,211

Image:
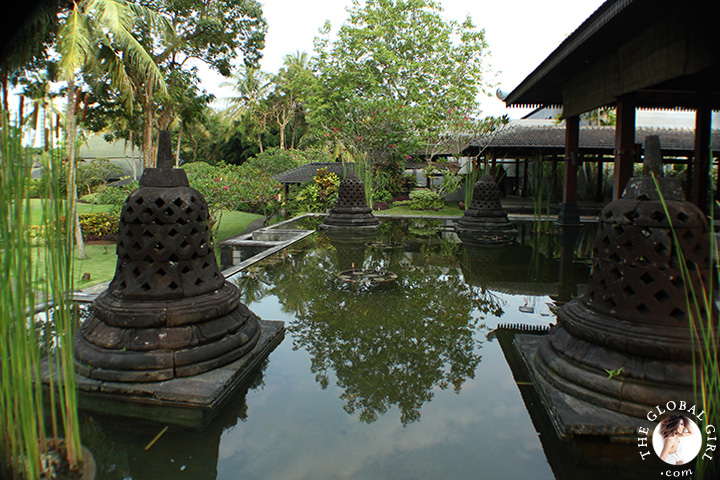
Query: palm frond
57,6,94,79
91,0,167,95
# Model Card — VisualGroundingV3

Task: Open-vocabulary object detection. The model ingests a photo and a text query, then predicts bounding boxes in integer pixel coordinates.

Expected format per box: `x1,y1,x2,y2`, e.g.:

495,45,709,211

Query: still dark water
76,218,656,479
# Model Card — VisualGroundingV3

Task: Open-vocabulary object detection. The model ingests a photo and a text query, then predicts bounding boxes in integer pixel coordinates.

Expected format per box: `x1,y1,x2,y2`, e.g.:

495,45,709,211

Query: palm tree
57,0,168,259
222,66,271,152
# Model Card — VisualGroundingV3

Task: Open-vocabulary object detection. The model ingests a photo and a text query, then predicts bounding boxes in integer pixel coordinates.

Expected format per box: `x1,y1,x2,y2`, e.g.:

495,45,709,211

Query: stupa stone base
532,325,694,419
514,333,655,440
44,320,284,428
318,212,380,231
455,224,518,246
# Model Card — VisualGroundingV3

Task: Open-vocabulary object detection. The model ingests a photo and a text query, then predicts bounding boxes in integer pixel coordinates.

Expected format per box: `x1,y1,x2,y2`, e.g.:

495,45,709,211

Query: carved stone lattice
533,166,713,418
583,199,710,331
320,173,379,230
455,174,517,244
74,167,261,382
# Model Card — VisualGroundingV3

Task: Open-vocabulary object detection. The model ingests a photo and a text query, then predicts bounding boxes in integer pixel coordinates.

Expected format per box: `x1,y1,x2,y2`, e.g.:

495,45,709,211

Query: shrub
79,192,100,204
388,173,416,196
244,147,334,175
288,183,323,215
26,178,44,198
76,157,123,195
373,201,390,211
182,161,282,226
93,182,138,205
373,189,392,203
394,190,445,210
287,168,341,215
79,212,120,238
409,190,445,210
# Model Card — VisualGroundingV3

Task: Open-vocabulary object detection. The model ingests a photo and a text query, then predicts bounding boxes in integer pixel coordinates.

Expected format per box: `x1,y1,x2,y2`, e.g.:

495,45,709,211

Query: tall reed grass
654,175,719,479
0,116,82,479
462,162,484,207
346,153,374,208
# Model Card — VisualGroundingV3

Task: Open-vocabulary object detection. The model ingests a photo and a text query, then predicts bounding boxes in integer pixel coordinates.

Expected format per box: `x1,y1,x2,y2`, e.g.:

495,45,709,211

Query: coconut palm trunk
64,78,87,259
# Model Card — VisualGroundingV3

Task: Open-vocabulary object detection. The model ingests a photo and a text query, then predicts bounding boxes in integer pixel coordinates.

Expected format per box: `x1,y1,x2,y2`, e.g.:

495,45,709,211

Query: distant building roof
472,123,720,156
273,162,352,185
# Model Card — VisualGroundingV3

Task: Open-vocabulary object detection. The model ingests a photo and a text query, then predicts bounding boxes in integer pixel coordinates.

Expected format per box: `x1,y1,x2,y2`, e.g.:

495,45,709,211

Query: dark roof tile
474,124,720,152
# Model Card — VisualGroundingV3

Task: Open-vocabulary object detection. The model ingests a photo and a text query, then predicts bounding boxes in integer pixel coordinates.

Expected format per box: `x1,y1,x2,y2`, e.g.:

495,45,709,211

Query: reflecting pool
77,218,656,479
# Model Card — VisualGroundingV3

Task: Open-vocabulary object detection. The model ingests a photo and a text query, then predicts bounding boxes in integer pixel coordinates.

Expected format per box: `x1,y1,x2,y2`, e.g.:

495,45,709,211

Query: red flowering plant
182,162,282,235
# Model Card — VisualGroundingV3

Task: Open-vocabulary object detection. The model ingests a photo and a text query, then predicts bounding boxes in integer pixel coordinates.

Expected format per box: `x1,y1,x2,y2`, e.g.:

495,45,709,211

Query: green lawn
29,202,262,289
28,198,113,224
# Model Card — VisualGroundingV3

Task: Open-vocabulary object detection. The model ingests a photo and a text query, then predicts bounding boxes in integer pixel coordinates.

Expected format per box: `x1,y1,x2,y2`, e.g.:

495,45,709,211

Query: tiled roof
273,162,352,184
473,124,720,152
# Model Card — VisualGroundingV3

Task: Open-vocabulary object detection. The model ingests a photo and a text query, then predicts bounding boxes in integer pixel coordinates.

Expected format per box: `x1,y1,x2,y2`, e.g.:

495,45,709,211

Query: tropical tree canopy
310,0,493,165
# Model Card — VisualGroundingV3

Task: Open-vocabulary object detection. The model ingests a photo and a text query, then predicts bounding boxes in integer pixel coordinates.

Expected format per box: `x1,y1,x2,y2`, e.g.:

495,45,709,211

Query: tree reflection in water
235,220,498,426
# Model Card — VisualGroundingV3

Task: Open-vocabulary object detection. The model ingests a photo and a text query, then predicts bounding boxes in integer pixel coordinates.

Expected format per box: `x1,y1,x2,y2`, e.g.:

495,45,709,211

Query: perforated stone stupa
319,173,380,230
532,136,713,417
74,132,263,382
455,174,517,244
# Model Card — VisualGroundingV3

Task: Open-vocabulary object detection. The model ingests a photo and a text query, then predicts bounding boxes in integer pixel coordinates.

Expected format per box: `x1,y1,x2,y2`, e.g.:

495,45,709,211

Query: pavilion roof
504,0,720,115
472,123,720,155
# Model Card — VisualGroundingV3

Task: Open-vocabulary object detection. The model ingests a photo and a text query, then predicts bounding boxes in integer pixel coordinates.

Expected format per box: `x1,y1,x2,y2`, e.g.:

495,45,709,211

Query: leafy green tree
311,0,492,167
131,0,267,167
0,0,57,112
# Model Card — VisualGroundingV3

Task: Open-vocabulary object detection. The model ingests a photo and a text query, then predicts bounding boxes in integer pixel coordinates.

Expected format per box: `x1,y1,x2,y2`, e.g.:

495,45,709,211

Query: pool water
77,218,655,480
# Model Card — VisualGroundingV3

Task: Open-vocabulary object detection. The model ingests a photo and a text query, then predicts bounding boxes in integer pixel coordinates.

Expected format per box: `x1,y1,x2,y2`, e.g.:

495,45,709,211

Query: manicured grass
375,201,464,216
215,210,263,242
28,198,112,224
71,244,121,288
30,204,263,289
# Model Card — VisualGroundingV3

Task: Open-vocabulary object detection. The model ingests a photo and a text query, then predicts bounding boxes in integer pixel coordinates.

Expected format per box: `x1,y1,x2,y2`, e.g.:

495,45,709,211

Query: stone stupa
455,174,517,245
319,172,380,231
532,136,713,417
74,132,271,383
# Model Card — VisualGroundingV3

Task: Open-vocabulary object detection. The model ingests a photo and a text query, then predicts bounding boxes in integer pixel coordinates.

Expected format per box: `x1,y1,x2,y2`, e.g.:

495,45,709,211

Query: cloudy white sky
200,0,606,118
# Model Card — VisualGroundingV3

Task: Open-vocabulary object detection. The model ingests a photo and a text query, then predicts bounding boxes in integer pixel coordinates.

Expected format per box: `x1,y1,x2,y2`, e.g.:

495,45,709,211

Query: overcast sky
200,0,606,118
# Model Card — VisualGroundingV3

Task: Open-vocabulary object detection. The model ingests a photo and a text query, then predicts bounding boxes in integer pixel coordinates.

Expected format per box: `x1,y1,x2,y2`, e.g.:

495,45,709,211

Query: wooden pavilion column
613,98,636,199
550,153,559,201
595,154,604,202
691,90,712,213
558,115,580,224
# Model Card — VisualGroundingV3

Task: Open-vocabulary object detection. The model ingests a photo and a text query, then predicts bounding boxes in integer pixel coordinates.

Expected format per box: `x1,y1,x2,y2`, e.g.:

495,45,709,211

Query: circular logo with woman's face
652,415,703,465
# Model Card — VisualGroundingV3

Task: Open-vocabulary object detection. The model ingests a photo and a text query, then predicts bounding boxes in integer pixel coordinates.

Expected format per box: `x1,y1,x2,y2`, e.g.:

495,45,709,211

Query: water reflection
79,362,267,480
492,326,658,480
226,219,595,427
75,218,608,480
273,227,488,426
